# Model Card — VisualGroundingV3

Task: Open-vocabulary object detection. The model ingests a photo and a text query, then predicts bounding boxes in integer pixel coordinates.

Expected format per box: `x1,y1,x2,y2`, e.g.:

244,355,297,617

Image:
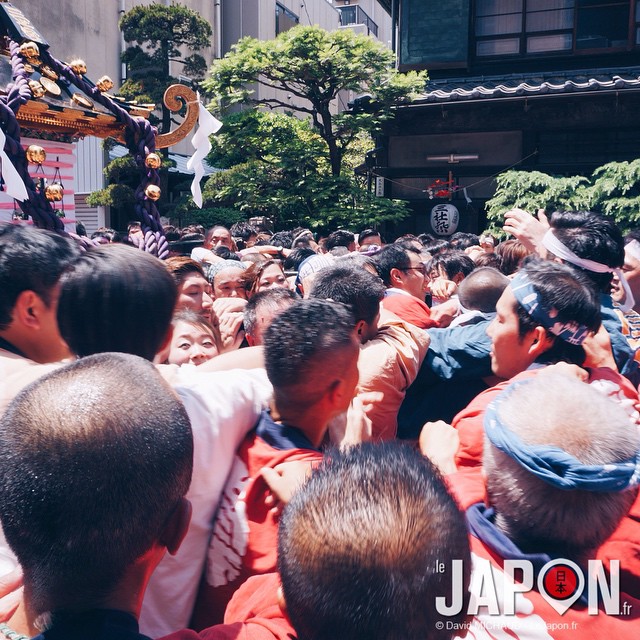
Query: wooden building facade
377,0,640,235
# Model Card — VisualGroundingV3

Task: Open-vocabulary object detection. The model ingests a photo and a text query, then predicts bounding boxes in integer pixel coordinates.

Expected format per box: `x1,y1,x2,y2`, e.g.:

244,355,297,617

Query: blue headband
484,380,640,492
510,271,590,345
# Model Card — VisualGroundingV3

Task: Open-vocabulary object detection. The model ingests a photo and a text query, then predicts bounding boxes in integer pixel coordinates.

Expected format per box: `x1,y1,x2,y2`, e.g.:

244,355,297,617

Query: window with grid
474,0,634,56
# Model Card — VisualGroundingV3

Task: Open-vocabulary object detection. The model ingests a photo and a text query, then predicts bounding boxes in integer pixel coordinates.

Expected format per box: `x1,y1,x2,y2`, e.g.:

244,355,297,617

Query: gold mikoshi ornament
45,183,64,202
70,59,87,75
145,185,161,201
39,65,58,81
145,153,162,169
19,41,39,60
26,145,46,165
28,80,45,99
96,76,114,92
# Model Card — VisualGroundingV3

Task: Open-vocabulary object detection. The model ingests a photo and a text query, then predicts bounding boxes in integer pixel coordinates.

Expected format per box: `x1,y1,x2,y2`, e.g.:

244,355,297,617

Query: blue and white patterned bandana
510,270,591,345
485,380,640,492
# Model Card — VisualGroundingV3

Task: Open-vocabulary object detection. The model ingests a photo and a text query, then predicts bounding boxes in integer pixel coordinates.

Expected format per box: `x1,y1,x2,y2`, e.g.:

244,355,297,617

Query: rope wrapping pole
1,40,64,232
40,47,169,258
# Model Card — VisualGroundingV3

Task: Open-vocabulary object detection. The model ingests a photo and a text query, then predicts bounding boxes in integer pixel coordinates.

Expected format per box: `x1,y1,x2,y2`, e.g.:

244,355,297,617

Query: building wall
8,0,390,229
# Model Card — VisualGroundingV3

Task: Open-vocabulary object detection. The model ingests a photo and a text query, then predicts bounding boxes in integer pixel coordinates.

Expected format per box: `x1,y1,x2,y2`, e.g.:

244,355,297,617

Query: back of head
278,442,471,640
244,287,297,344
484,373,639,555
427,250,475,281
449,232,480,251
514,257,601,366
309,263,385,325
325,229,355,252
270,230,294,249
458,267,509,313
0,353,193,616
0,224,79,330
58,244,177,360
263,299,357,407
549,211,624,293
494,239,531,276
371,244,412,287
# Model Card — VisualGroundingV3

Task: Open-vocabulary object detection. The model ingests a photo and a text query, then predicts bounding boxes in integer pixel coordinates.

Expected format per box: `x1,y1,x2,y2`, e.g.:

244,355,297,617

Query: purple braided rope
40,48,169,258
0,40,64,232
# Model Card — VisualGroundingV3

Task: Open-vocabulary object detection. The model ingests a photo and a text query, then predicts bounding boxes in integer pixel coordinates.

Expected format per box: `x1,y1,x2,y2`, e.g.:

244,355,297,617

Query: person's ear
528,326,553,358
160,498,192,556
452,272,465,285
354,319,366,340
14,290,43,329
390,267,403,287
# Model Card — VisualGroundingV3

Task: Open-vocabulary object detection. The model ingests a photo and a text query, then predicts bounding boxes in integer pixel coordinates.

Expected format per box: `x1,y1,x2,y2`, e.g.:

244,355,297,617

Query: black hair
370,245,415,287
0,225,80,330
230,221,258,243
283,247,317,272
449,232,480,251
422,238,450,256
58,244,177,360
358,228,382,244
278,442,471,640
0,353,193,616
264,299,357,405
244,287,297,339
515,257,601,366
325,229,355,251
427,250,475,281
549,211,624,294
269,230,294,249
310,264,385,325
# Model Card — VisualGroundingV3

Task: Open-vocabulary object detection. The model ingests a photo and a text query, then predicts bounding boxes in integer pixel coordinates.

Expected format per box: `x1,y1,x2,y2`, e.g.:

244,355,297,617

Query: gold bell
70,59,87,75
145,153,162,169
19,41,39,60
28,80,45,99
96,76,114,92
145,185,161,201
26,145,46,164
45,183,64,202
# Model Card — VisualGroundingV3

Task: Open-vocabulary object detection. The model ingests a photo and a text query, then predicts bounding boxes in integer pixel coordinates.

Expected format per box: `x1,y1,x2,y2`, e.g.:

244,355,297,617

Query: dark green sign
399,0,469,70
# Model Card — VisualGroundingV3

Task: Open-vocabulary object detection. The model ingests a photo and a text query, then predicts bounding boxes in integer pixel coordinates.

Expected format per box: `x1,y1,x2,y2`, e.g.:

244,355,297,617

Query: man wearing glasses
372,245,437,329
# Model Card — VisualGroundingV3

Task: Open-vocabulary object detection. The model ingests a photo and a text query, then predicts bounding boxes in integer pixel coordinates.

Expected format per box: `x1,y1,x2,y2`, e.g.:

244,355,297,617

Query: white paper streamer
0,128,28,201
186,93,222,208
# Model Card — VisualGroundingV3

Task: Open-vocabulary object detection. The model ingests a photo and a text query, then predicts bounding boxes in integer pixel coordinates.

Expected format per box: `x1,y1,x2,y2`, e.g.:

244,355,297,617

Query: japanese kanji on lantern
430,203,459,236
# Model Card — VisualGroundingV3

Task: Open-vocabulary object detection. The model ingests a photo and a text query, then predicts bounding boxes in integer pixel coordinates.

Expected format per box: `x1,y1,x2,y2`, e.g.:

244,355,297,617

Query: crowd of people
0,206,639,640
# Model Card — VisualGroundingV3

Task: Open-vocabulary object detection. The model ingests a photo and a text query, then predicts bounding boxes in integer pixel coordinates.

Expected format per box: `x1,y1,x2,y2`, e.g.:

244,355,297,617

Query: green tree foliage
89,5,211,220
189,110,408,230
119,2,212,132
203,25,427,177
485,160,640,234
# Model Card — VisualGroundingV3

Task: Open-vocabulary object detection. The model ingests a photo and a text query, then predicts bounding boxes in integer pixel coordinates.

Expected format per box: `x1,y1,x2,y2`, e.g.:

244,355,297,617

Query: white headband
542,229,635,313
626,239,640,262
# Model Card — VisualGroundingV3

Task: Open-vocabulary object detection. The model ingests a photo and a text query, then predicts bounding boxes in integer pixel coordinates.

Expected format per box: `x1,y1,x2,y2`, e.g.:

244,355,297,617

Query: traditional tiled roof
414,67,640,104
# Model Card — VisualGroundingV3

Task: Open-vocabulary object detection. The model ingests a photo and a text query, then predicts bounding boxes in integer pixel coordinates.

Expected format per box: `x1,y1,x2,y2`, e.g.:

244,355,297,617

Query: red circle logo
542,564,580,601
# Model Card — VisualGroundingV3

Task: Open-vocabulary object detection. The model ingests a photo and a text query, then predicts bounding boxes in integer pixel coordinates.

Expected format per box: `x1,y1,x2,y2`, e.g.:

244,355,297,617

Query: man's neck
0,333,27,358
269,401,327,449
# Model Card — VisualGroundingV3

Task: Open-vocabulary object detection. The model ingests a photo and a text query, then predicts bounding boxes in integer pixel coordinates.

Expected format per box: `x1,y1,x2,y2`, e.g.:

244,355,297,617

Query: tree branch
252,97,316,115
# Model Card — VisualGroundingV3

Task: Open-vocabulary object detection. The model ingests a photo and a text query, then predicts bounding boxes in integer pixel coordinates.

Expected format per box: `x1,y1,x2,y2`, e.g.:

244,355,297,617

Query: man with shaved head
0,353,193,640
